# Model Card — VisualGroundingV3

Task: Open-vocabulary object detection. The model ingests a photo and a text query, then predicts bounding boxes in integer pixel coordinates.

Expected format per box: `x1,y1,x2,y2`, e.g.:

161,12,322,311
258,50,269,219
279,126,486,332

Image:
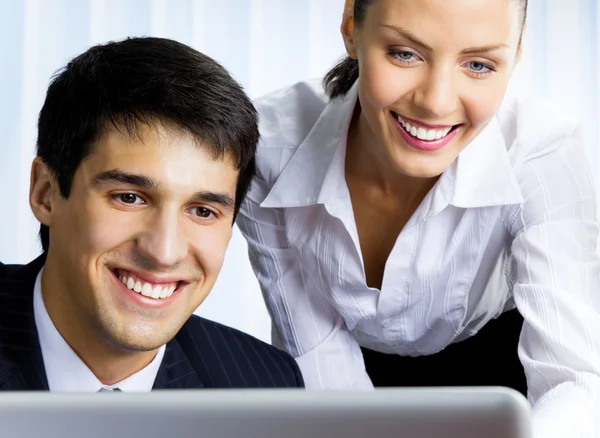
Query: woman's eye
394,51,417,62
468,61,492,73
388,48,420,64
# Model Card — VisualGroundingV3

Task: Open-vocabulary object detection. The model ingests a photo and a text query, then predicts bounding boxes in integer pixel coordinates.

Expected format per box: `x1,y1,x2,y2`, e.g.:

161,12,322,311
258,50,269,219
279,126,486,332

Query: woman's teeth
396,115,453,141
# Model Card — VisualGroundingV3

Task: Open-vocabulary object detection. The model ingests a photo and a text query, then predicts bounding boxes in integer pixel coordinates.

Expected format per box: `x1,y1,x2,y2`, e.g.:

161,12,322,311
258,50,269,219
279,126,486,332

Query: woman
237,0,600,436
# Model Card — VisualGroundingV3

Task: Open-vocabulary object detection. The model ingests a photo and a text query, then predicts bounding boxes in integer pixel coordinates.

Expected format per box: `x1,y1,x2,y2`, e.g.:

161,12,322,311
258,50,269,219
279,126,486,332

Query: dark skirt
360,309,527,396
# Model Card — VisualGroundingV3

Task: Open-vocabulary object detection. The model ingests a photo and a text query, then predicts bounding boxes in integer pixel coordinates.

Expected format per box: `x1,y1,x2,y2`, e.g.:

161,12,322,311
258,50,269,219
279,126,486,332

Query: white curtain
0,0,598,343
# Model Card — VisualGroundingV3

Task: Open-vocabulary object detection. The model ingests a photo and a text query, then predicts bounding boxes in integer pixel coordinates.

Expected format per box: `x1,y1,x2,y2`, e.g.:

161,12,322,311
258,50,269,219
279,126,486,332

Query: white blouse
237,79,600,438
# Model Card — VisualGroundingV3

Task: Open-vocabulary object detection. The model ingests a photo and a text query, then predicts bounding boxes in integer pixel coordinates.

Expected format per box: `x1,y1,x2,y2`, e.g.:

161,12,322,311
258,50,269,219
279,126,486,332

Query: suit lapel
0,256,206,391
0,255,49,390
152,334,204,389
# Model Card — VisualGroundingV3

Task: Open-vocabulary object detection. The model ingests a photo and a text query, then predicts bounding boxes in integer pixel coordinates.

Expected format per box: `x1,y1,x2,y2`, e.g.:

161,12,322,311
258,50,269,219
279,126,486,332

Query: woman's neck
345,107,439,204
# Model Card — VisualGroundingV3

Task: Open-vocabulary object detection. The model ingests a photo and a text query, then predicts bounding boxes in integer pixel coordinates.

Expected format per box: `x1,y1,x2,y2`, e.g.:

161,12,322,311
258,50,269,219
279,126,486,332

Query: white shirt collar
260,80,524,212
33,267,165,392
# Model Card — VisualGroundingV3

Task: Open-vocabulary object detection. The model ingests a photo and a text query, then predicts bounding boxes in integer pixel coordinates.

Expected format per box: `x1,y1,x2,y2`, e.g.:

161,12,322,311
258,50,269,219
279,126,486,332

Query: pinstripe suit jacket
0,256,304,390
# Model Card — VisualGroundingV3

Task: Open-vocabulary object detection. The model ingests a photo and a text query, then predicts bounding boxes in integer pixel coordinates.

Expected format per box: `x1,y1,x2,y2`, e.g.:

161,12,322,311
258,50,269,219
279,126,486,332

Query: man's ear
341,0,358,59
29,157,58,228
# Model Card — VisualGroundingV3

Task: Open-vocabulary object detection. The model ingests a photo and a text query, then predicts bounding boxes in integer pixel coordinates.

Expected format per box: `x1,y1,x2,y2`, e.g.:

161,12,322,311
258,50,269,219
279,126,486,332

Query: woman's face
343,0,523,178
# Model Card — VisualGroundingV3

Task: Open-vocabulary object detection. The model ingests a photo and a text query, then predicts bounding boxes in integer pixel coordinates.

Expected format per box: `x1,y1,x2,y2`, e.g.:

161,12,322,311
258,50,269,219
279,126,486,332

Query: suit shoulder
0,256,45,286
185,314,291,359
0,261,30,284
182,315,303,388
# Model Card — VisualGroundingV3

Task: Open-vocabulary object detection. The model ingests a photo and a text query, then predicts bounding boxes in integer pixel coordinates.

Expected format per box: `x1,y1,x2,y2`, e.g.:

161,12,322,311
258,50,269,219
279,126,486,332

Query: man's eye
120,194,138,204
195,207,214,218
112,193,144,205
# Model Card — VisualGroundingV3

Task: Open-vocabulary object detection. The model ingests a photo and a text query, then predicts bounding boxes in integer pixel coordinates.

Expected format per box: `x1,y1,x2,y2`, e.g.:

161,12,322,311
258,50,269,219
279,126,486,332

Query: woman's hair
323,0,529,99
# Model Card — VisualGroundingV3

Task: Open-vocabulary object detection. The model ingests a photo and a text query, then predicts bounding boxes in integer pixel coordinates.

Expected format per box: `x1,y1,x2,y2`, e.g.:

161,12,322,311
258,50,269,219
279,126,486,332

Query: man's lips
112,268,188,285
111,268,190,300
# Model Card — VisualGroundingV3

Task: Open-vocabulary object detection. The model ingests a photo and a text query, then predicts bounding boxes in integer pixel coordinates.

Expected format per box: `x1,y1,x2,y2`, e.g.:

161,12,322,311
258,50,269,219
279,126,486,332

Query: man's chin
105,329,174,354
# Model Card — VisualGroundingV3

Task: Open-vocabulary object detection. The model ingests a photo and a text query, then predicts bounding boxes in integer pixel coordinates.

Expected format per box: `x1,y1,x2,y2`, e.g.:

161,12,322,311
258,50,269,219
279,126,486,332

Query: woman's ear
516,22,527,63
29,157,58,229
341,0,358,59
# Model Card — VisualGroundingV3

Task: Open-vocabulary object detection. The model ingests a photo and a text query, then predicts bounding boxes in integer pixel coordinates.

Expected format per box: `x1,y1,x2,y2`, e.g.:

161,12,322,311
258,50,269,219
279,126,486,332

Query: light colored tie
98,387,121,392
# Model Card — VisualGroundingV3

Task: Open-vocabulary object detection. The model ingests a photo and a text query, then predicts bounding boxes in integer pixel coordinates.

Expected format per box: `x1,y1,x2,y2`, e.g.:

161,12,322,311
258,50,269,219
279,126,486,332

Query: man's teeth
118,273,177,299
397,116,453,141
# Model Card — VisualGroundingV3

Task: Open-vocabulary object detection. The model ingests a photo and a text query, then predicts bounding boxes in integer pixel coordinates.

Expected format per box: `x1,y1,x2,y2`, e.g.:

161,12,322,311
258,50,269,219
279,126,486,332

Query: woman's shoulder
497,94,580,161
252,78,330,185
497,95,595,228
254,78,329,142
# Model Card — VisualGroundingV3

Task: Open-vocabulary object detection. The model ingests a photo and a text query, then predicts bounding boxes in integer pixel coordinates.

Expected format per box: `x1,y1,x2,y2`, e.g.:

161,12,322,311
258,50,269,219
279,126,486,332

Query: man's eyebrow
92,170,159,189
381,24,509,54
191,191,236,212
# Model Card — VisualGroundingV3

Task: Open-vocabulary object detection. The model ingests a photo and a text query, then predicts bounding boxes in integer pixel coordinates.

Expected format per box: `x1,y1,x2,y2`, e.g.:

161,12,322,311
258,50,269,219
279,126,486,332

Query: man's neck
40,262,157,386
67,343,157,386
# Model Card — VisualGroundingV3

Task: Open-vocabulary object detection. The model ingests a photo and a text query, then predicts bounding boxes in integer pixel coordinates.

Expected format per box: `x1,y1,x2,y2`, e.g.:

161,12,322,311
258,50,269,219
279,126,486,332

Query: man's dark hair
36,37,258,252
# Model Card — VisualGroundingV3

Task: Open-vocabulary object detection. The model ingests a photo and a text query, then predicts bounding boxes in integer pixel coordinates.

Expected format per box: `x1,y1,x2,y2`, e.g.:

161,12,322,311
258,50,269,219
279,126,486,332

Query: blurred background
0,0,598,343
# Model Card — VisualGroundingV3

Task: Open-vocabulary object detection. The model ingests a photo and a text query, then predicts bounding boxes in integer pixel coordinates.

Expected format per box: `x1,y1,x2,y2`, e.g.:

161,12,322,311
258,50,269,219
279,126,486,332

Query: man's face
38,122,238,352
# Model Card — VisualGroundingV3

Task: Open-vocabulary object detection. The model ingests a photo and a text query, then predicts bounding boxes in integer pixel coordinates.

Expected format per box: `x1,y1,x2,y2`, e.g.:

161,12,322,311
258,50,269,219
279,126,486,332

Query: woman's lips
393,113,461,151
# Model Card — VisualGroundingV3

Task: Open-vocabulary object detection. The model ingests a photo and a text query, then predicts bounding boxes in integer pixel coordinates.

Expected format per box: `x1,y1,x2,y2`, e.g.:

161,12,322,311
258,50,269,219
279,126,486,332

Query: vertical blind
0,0,598,342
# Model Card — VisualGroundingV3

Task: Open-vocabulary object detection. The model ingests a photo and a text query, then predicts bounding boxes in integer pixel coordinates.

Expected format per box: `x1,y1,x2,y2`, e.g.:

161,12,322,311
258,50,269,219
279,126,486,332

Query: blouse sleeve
236,170,373,389
508,126,600,438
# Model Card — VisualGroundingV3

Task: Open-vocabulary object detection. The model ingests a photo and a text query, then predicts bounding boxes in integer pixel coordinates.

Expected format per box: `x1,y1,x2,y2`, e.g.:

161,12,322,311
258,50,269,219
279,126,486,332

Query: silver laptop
0,387,531,438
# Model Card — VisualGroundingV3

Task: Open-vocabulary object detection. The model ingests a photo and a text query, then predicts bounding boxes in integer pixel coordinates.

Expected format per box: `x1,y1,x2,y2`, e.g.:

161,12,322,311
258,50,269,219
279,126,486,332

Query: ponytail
322,56,359,99
322,0,374,99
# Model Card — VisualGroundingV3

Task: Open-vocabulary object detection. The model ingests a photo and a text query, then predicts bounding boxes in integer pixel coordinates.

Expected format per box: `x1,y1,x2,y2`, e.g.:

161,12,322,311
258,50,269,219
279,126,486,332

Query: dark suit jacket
0,256,304,390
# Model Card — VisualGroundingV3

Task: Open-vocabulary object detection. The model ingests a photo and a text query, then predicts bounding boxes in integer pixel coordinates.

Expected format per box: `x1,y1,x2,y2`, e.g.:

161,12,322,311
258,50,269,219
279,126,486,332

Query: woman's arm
508,126,600,438
237,172,372,390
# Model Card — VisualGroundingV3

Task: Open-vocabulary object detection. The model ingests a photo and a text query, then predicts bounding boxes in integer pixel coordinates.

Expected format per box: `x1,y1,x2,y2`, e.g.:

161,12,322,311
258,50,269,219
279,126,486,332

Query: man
0,37,303,391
